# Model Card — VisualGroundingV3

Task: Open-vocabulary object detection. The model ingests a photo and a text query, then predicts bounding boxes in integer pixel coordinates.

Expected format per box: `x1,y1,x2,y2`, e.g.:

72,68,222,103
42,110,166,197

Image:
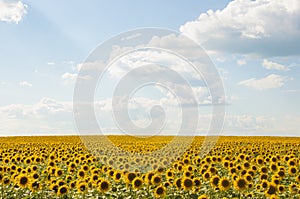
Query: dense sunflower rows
0,136,299,198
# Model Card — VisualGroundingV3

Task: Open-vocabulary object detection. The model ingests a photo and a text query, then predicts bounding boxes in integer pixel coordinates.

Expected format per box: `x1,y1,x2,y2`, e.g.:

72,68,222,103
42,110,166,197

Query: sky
0,0,299,136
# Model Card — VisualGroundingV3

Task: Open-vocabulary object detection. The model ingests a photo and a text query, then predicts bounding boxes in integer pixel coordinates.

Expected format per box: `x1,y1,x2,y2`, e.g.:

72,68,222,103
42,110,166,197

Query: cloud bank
180,0,300,57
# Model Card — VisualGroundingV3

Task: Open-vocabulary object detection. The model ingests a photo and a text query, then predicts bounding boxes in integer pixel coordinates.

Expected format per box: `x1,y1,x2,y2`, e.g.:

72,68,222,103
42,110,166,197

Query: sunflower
126,172,136,184
157,167,165,174
210,175,220,188
77,182,87,193
271,176,280,185
265,182,277,197
209,167,217,175
289,183,298,194
81,164,89,171
77,169,85,179
260,173,268,180
55,169,63,177
270,163,278,172
184,171,192,178
151,174,162,186
230,167,237,175
132,177,143,190
57,179,65,187
70,180,77,189
17,174,30,188
91,174,99,183
294,175,300,183
163,181,170,188
222,160,230,168
174,178,182,190
260,166,268,174
256,184,262,192
242,162,250,170
69,162,77,169
57,185,68,196
278,184,285,193
108,170,115,178
219,177,231,191
114,171,122,182
32,172,39,180
2,176,10,186
31,165,38,172
245,192,254,198
166,169,174,178
198,194,209,199
50,183,59,193
65,175,73,183
245,174,252,182
48,161,55,167
29,180,41,192
288,166,298,176
98,179,110,193
277,170,285,179
288,159,297,167
145,172,154,184
10,164,17,171
193,177,201,188
3,157,10,164
182,177,194,190
154,185,166,198
261,179,269,190
234,177,247,192
203,172,211,181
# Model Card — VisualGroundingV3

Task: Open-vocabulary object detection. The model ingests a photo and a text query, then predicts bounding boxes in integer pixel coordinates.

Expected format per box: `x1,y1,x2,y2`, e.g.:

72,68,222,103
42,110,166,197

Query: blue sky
0,0,299,136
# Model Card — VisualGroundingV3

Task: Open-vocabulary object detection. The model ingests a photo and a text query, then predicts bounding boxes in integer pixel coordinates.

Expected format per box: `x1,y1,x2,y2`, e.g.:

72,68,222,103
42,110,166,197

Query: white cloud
61,72,77,85
0,0,27,24
0,98,74,135
282,89,299,93
262,59,289,71
62,60,74,65
237,59,246,66
121,33,142,41
75,61,105,72
223,114,300,136
238,74,285,90
0,97,298,136
47,62,55,66
224,114,274,133
180,0,300,57
61,72,92,85
19,81,32,87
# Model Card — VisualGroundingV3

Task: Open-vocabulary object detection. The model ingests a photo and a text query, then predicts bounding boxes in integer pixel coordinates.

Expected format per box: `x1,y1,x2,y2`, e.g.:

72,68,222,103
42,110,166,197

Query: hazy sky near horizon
0,0,299,136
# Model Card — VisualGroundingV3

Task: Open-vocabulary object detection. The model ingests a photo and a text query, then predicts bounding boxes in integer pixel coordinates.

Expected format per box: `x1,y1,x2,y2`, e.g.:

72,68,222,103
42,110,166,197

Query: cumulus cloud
180,0,300,57
19,81,32,87
238,74,285,90
0,98,74,135
262,59,289,71
0,0,27,24
61,72,77,85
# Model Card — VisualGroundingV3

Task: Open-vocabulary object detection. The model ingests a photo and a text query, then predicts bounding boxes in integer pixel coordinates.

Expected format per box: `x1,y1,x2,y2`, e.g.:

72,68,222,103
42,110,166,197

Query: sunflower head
154,185,166,198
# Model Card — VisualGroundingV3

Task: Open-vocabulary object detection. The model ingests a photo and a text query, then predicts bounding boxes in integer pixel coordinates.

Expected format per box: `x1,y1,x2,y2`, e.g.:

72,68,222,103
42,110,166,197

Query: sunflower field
0,136,299,199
